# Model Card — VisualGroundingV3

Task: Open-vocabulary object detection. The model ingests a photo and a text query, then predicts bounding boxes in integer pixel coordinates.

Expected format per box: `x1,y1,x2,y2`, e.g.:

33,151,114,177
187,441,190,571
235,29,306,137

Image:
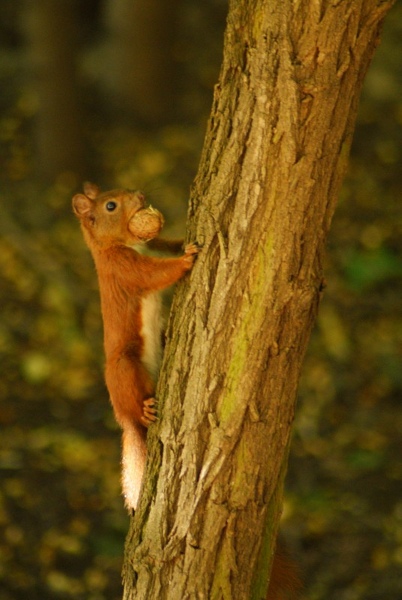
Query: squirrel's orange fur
72,182,198,508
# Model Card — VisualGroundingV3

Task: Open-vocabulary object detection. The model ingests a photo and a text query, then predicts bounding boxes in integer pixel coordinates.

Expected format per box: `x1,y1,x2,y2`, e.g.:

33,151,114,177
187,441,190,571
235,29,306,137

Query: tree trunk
103,0,180,124
24,0,87,180
123,0,395,598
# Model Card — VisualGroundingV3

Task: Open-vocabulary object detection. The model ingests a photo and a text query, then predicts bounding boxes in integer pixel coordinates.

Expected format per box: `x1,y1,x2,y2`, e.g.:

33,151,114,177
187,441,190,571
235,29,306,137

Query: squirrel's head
72,183,164,248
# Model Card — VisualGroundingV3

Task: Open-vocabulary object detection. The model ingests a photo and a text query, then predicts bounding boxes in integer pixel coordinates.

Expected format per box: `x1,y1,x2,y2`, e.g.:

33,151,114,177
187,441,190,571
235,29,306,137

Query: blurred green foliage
0,2,401,600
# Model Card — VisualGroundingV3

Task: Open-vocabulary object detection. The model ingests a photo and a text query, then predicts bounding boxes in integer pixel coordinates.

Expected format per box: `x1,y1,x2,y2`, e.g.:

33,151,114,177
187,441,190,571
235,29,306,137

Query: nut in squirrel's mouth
128,204,165,241
145,204,165,222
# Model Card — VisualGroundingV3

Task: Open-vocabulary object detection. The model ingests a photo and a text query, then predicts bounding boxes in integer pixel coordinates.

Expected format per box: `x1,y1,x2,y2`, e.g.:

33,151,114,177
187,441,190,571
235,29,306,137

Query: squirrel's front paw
183,242,200,265
141,397,158,427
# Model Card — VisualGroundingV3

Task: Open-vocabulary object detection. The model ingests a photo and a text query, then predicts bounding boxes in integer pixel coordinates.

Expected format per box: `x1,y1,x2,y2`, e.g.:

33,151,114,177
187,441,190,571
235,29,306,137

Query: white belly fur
140,292,163,382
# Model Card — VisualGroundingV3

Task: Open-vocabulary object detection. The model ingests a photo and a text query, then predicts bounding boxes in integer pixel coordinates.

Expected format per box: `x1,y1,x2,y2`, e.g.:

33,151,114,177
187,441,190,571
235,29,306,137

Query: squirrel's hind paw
141,397,158,427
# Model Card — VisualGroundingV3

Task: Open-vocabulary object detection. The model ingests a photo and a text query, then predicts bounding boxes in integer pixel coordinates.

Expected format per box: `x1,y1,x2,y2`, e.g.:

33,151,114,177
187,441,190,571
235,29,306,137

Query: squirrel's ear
83,182,101,199
72,193,94,218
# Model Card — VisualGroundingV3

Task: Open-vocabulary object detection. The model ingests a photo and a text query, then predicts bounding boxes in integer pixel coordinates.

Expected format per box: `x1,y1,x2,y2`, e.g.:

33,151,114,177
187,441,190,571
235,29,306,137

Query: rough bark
123,0,395,598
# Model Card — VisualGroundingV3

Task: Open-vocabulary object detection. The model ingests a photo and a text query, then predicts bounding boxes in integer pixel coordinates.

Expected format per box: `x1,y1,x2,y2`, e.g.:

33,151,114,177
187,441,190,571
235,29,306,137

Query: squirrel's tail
121,422,147,511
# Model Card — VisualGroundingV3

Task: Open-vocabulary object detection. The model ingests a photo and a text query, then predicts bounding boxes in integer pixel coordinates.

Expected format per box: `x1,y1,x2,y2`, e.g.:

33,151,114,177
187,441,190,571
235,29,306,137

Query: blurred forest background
0,1,401,599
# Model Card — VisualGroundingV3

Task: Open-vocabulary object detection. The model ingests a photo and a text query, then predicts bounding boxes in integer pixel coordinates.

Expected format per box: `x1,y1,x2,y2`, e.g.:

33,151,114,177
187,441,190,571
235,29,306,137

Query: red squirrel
73,182,301,598
72,182,199,509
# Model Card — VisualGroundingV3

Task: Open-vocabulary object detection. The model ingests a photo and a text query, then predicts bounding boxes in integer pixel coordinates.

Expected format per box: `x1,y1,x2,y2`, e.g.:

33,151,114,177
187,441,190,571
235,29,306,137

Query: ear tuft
83,182,101,200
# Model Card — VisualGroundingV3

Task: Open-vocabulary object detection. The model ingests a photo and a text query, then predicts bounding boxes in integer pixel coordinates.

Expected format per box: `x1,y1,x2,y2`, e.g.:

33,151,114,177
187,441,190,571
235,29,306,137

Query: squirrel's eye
106,201,117,212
